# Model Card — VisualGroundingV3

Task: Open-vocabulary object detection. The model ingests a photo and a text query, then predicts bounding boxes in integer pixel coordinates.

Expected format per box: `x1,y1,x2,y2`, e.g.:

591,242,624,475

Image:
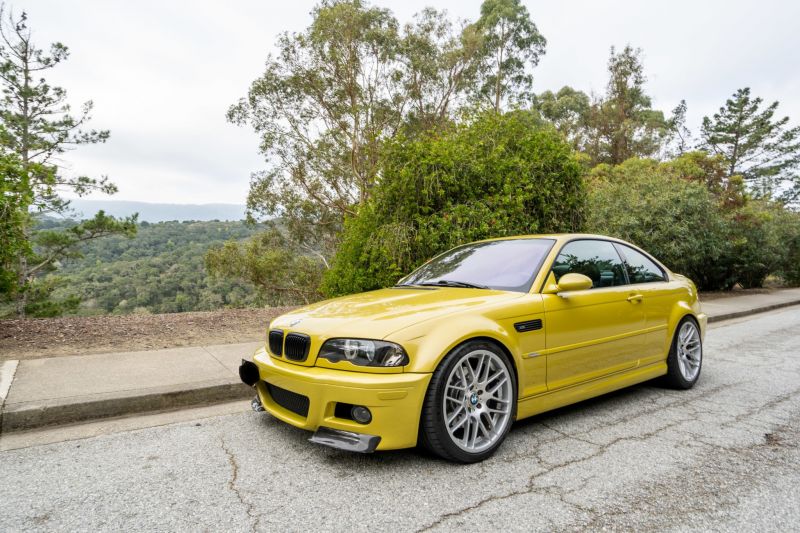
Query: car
239,234,706,463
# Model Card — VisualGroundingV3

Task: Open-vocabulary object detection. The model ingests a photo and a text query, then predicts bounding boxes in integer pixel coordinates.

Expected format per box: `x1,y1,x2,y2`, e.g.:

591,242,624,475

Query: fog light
351,405,372,424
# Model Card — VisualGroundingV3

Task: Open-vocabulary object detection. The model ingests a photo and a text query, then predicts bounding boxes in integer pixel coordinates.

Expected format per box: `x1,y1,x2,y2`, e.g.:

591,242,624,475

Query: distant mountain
68,199,247,223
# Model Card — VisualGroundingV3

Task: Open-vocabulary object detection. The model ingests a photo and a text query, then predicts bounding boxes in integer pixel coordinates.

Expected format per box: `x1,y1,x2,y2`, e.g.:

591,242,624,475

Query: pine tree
700,87,800,203
0,5,136,316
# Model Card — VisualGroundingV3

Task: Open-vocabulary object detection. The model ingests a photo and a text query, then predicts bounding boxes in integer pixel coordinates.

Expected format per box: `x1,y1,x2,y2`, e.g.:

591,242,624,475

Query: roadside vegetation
2,0,799,317
39,219,265,315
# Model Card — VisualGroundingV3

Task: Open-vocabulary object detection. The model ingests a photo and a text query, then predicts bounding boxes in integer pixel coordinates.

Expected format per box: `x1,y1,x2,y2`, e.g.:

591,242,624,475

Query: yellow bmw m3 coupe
239,234,707,463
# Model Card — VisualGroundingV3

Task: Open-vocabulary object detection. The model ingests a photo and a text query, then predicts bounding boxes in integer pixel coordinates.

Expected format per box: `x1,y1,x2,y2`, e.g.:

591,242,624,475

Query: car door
613,242,674,367
542,239,645,390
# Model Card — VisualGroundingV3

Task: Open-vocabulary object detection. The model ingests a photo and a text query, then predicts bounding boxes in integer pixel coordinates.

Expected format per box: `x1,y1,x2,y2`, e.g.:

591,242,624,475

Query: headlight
319,338,409,367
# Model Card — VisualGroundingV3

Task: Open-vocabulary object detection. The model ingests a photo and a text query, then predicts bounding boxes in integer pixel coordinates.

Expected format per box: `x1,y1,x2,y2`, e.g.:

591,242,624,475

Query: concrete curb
1,379,252,434
707,299,800,323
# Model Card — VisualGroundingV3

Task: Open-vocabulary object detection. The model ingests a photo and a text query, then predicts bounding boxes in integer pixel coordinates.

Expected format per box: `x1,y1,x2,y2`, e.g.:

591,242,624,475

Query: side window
552,240,627,288
617,244,666,284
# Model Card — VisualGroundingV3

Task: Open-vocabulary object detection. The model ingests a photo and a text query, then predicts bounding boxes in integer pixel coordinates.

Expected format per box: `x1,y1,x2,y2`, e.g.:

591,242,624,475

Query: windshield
398,238,555,293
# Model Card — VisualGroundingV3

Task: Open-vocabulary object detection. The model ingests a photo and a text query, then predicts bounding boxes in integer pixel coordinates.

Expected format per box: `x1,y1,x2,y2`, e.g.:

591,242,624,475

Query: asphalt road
2,308,799,532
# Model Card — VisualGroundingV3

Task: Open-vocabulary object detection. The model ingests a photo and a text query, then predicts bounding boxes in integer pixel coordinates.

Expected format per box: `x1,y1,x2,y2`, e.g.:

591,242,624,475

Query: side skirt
516,362,667,421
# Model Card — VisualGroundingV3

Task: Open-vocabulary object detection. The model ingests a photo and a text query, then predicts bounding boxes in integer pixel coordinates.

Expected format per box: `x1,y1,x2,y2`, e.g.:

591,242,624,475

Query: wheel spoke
469,415,479,447
486,368,505,385
486,376,508,397
463,362,476,386
478,414,493,435
474,353,486,382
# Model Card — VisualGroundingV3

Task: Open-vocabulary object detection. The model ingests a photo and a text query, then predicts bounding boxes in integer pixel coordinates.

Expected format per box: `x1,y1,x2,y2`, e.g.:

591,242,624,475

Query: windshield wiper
417,279,490,289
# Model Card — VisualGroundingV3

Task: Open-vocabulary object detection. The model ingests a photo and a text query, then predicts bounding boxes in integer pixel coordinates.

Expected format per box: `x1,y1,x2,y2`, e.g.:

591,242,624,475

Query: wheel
419,340,517,463
663,316,703,389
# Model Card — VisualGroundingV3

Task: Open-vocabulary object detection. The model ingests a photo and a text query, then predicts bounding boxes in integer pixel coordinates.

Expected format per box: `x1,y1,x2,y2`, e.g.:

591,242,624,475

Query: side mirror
555,273,593,293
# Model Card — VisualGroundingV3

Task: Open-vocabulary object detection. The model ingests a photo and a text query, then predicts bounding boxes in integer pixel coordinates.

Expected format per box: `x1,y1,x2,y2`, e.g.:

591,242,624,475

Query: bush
587,158,732,289
587,154,798,290
322,111,587,296
776,209,800,286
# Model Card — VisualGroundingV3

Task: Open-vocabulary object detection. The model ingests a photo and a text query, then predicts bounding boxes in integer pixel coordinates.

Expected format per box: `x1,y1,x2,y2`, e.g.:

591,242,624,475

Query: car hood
270,287,522,340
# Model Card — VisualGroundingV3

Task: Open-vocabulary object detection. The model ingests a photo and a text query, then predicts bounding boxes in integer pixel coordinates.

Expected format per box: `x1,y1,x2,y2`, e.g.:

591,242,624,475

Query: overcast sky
14,0,800,205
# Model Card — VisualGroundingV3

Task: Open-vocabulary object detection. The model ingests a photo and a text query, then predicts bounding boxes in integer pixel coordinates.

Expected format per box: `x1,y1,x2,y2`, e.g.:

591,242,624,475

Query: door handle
627,294,643,303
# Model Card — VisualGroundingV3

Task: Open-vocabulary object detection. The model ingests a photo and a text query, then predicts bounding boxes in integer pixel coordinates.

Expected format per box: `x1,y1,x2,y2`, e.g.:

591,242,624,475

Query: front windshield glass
398,238,555,293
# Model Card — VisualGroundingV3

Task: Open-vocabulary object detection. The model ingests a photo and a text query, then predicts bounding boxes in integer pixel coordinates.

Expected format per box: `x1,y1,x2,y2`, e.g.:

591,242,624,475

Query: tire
419,340,517,463
663,316,703,389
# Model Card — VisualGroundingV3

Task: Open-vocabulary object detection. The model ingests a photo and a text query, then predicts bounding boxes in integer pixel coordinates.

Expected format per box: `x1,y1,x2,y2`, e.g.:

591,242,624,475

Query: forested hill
68,199,247,222
46,220,264,315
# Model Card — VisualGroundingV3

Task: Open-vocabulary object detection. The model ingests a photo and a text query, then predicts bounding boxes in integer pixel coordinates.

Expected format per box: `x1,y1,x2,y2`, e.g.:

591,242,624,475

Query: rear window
617,244,667,283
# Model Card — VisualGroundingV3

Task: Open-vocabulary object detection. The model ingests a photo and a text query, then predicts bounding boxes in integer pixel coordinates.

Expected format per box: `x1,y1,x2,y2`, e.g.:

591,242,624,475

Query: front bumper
250,346,431,451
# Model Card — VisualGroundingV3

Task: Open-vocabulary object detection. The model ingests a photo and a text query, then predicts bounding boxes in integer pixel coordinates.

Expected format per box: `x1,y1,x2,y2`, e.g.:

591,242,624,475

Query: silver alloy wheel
442,349,513,453
676,321,702,382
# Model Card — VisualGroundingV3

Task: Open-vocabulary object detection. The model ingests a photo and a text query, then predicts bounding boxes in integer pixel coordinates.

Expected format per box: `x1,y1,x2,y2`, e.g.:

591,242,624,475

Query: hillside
68,199,247,222
45,220,265,315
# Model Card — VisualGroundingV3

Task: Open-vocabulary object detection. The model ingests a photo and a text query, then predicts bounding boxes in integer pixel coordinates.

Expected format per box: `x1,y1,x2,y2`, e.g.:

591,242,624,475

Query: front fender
392,314,519,375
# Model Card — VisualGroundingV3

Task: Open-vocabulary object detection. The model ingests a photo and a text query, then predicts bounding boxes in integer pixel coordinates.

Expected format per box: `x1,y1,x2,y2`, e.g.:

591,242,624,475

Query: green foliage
229,0,407,265
586,154,795,290
323,111,585,296
21,276,80,317
533,47,668,166
0,151,29,293
780,211,800,286
0,6,134,316
205,228,325,305
701,87,800,203
228,0,552,299
474,0,546,111
586,46,668,164
531,86,590,151
587,157,729,289
25,220,265,316
401,8,483,130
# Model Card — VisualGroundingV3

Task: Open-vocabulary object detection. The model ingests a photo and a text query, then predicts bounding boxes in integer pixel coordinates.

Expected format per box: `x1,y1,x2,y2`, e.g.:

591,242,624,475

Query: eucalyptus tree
531,86,591,152
474,0,546,112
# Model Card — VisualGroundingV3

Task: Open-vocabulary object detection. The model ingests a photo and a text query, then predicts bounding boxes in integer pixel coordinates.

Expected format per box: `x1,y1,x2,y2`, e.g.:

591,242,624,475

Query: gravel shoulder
0,307,297,360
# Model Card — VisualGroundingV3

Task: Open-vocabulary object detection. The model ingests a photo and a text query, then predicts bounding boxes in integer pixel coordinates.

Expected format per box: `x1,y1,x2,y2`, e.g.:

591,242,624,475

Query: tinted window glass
399,239,555,293
552,240,627,288
618,244,666,283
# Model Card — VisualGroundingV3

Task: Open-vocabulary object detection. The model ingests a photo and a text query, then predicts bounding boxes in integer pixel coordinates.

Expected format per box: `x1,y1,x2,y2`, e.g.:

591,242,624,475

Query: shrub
322,111,587,296
776,209,800,286
587,154,798,290
587,158,732,289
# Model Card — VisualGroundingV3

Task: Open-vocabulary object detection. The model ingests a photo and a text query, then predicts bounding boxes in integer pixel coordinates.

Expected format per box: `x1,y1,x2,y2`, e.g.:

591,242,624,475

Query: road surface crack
220,437,261,532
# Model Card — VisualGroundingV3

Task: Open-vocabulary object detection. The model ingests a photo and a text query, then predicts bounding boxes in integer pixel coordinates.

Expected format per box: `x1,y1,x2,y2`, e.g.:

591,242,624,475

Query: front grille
266,382,309,417
284,333,311,361
268,329,284,356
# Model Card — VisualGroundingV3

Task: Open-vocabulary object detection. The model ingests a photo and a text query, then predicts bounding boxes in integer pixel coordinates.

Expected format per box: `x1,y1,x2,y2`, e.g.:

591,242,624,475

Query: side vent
514,319,543,333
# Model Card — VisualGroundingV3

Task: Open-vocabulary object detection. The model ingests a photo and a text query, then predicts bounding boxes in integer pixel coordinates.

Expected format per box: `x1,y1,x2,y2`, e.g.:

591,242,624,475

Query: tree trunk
15,255,28,317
